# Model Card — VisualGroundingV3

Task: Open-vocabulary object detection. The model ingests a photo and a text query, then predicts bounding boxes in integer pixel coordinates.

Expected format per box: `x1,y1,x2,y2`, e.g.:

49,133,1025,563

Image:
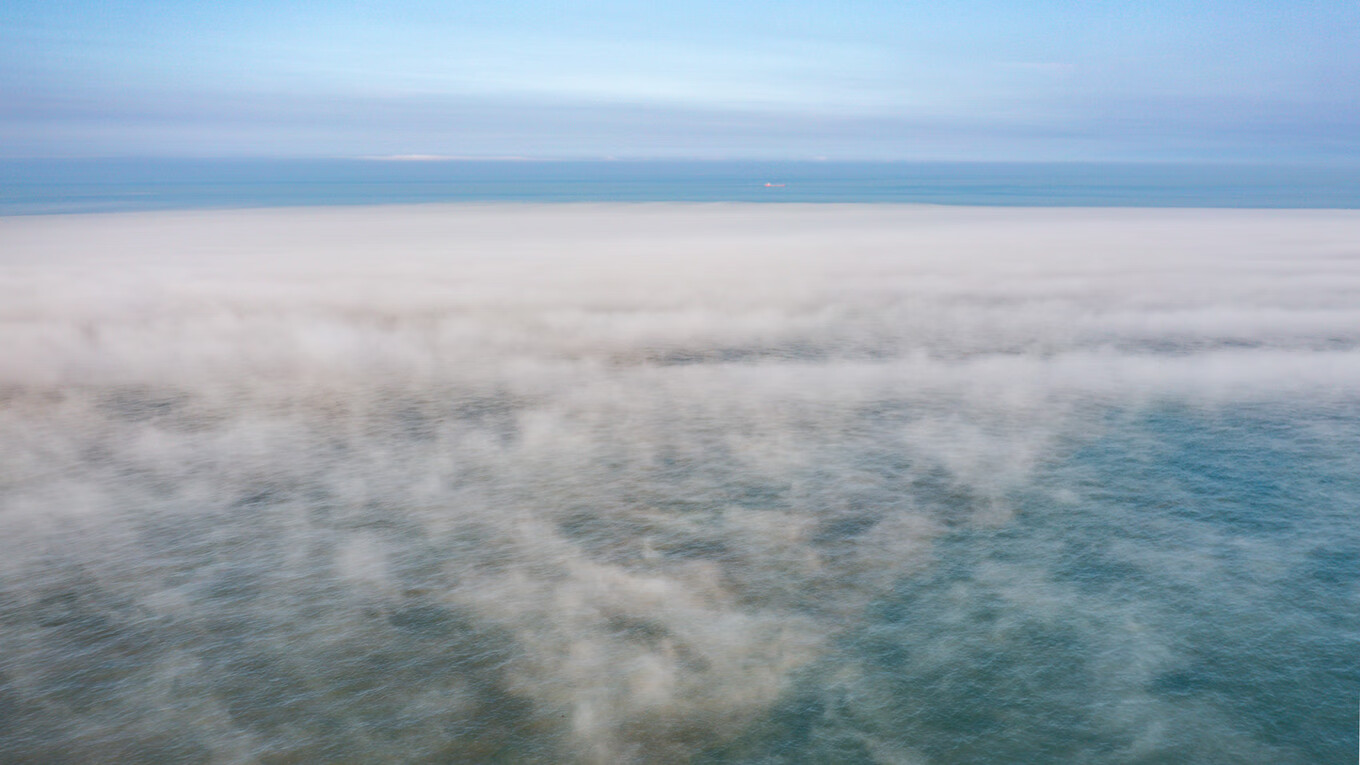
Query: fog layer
1,205,1357,763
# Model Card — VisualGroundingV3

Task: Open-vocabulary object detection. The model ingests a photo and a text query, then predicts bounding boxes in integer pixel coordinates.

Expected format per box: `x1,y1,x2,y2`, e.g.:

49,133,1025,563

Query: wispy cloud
2,1,1357,159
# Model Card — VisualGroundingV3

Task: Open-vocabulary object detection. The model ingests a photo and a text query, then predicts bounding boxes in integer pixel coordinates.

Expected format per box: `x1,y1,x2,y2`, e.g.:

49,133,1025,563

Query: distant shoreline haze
3,159,1359,214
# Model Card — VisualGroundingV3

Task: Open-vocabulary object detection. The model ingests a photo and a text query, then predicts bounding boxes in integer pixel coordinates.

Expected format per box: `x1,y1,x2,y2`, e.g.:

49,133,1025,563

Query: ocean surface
0,204,1357,763
3,159,1360,214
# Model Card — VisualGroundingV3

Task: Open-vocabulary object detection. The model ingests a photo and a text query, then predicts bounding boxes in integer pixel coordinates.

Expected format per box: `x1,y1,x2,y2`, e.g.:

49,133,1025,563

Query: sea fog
1,204,1357,762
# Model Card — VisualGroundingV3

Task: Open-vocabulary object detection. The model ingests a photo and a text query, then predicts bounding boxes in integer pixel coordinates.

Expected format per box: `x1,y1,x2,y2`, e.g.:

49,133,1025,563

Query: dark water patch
1304,544,1360,588
658,537,731,561
200,566,264,605
97,386,190,423
646,344,833,367
909,466,986,528
726,482,792,509
558,512,656,564
4,573,157,719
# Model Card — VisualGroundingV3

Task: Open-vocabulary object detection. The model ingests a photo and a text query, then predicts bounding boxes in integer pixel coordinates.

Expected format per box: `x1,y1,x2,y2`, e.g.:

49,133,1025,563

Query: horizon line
3,156,1359,167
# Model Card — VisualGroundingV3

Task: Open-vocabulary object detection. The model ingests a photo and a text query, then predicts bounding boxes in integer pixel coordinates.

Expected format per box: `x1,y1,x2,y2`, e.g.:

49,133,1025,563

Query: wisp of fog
1,204,1357,763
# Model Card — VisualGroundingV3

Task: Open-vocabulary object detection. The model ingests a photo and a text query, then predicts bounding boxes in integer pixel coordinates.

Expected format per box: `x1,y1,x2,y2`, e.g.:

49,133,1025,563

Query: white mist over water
1,204,1357,763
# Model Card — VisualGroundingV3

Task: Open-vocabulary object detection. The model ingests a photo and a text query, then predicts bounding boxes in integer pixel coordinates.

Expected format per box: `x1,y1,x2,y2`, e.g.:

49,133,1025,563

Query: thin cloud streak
2,0,1357,159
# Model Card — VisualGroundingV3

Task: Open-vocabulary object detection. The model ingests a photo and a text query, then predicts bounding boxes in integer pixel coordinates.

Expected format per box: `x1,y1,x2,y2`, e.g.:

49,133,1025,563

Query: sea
0,171,1356,764
3,159,1360,213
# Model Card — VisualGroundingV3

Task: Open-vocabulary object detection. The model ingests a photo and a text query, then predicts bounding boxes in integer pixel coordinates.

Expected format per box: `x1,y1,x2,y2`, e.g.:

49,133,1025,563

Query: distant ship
764,182,786,188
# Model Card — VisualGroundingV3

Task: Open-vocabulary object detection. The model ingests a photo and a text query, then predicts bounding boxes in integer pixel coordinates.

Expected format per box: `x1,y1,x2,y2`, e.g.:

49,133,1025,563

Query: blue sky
2,0,1356,160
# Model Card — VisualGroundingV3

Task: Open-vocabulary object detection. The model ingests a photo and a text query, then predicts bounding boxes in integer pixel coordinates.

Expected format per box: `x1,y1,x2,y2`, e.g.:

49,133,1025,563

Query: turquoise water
4,159,1360,213
6,402,1356,763
716,403,1360,763
0,205,1356,762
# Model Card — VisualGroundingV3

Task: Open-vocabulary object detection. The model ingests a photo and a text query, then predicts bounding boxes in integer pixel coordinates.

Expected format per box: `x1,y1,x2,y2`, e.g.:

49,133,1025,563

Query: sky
2,0,1357,161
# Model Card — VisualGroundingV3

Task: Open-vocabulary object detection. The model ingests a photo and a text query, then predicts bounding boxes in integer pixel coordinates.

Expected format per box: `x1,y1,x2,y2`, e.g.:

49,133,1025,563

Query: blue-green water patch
714,402,1360,763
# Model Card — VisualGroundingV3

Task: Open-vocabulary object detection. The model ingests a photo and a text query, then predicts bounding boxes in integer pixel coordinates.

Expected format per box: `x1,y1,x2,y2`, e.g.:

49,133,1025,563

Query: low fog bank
1,204,1357,762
